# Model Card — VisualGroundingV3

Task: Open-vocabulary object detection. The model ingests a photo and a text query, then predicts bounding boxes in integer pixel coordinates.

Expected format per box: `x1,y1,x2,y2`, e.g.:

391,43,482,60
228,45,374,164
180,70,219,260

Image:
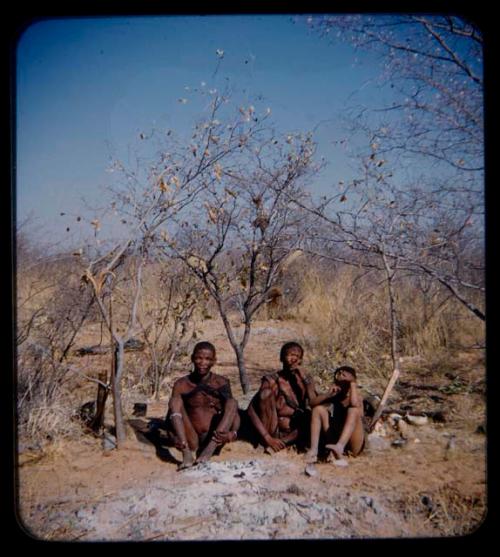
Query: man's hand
265,435,286,452
174,439,188,450
212,430,236,445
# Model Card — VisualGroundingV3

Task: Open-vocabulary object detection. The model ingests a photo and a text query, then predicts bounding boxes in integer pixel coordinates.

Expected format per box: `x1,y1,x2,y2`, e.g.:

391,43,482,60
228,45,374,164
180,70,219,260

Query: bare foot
196,440,218,464
325,443,345,460
304,451,318,464
177,449,195,470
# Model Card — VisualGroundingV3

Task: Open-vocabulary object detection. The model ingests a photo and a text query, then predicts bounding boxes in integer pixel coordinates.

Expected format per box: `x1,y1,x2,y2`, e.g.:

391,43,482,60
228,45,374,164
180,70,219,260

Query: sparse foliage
159,104,319,392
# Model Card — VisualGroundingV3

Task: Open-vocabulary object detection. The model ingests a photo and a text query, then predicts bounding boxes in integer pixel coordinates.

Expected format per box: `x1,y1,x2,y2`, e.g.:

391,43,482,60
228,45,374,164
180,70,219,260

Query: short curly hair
334,365,357,380
192,341,216,357
279,341,304,362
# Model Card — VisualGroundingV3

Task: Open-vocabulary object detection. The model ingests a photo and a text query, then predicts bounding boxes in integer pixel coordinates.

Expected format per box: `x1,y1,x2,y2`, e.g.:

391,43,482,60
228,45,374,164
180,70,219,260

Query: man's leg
257,388,279,438
305,405,329,463
196,399,239,463
326,407,365,459
168,395,199,469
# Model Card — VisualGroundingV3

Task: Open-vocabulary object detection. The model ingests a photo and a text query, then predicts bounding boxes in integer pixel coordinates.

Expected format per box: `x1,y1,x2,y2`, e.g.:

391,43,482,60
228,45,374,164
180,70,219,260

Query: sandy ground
16,319,487,541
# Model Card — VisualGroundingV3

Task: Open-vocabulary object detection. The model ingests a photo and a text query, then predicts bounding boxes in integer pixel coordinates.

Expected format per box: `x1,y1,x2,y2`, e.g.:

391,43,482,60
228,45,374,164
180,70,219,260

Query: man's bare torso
174,372,231,436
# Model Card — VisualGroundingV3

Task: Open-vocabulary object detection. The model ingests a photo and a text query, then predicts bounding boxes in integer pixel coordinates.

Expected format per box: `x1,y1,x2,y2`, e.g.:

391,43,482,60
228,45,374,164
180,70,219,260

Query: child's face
192,348,216,375
282,347,303,370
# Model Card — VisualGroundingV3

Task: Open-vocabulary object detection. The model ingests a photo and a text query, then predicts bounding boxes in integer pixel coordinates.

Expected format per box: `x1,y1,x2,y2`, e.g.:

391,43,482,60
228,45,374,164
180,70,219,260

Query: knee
260,388,273,400
347,406,363,418
259,388,274,403
225,398,238,412
312,405,327,416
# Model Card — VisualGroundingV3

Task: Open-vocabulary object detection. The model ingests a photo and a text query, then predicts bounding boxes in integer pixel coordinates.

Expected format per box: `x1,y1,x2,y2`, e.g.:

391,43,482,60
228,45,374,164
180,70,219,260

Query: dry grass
21,400,84,446
17,251,485,444
285,262,484,393
401,483,486,536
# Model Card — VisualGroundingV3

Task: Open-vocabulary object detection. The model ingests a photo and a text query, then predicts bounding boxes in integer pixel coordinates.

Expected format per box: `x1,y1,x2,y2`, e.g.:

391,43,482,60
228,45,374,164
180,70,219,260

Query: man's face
192,348,216,376
282,346,303,370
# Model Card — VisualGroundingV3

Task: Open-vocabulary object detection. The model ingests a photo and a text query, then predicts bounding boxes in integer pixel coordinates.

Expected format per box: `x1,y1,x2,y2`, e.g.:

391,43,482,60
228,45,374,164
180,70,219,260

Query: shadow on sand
127,418,181,465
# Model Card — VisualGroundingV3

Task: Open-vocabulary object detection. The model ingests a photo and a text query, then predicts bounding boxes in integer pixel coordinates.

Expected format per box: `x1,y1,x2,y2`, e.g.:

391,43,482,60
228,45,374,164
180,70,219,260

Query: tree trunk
235,347,250,395
111,340,127,446
90,368,109,433
215,300,251,394
369,254,401,432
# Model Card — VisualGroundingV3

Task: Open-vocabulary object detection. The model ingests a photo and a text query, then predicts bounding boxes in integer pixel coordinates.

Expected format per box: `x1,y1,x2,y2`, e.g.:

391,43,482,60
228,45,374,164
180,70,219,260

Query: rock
305,464,318,477
389,413,403,422
405,414,428,426
102,432,117,451
366,433,391,452
391,438,407,448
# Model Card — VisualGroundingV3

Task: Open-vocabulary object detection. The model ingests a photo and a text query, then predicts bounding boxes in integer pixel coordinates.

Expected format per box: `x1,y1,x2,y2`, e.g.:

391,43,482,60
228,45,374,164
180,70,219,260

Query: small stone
102,432,117,451
391,438,407,448
405,414,428,426
305,464,318,477
389,413,403,423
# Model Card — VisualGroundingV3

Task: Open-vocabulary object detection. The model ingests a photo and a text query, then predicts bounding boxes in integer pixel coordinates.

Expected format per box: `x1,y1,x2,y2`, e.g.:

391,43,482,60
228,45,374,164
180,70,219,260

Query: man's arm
167,378,191,450
216,377,233,401
304,375,340,407
168,377,188,403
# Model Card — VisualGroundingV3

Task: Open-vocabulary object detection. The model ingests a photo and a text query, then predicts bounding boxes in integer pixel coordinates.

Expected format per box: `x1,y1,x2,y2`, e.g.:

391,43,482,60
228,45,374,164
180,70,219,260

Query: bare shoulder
210,373,230,387
172,375,193,392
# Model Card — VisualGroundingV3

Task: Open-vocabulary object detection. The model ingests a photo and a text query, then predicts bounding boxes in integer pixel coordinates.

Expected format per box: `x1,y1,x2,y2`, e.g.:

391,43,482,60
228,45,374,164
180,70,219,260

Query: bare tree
78,84,277,442
296,148,484,425
302,13,484,321
161,118,319,393
137,261,202,400
305,14,483,173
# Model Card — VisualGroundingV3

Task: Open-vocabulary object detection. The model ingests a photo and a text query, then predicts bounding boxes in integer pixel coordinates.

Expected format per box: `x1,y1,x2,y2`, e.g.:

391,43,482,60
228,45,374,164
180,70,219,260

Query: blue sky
16,15,384,242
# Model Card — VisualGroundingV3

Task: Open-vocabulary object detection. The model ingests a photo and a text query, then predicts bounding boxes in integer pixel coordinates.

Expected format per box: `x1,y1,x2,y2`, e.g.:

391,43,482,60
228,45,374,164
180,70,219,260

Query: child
303,366,365,464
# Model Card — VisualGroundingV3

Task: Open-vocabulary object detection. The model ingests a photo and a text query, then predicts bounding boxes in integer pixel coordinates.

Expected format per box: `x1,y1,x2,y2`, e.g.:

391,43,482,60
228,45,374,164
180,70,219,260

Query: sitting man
165,341,239,470
304,365,365,464
246,341,310,453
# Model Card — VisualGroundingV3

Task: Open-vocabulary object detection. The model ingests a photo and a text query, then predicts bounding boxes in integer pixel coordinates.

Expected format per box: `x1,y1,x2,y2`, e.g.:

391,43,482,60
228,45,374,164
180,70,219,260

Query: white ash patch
180,458,284,484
